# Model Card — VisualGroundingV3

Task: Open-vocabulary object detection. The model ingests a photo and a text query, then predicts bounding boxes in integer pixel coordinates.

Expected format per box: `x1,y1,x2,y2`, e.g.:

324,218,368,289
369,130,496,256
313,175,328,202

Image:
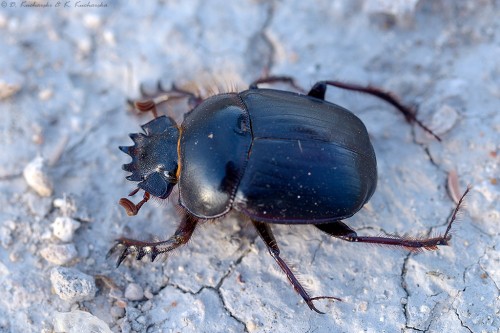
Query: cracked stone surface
0,0,499,332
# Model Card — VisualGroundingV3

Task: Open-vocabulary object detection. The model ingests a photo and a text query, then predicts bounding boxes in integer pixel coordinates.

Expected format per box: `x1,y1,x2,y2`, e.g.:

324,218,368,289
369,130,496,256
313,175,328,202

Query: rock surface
0,1,498,332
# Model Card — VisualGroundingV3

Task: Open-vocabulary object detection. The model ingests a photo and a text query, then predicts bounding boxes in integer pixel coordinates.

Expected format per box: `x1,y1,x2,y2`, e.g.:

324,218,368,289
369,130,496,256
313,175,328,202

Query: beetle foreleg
252,220,341,314
316,187,470,251
107,211,198,267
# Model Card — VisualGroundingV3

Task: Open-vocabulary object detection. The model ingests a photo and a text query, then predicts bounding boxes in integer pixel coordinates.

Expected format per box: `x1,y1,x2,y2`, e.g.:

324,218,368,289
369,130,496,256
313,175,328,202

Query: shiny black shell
178,88,377,223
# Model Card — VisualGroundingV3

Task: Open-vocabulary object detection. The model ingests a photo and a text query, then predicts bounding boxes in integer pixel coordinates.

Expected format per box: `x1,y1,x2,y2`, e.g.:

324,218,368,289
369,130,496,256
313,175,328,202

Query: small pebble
53,310,112,333
141,300,152,312
0,261,9,276
0,70,23,99
51,217,81,242
50,267,96,302
0,225,13,248
124,283,144,301
38,88,53,101
430,104,459,135
110,306,125,318
23,156,53,197
40,243,78,265
83,14,101,29
9,250,20,262
247,321,257,332
364,0,420,19
357,301,368,312
420,304,430,313
144,288,154,299
53,196,77,216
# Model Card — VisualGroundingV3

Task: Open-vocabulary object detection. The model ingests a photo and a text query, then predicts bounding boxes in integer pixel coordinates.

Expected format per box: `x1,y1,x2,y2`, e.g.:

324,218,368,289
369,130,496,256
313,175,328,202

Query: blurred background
0,0,498,332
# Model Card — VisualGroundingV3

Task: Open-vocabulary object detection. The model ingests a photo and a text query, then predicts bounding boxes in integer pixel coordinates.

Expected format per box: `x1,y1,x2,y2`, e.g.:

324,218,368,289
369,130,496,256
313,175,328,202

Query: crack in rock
245,1,275,75
454,306,474,333
213,244,255,333
132,239,256,333
401,252,412,330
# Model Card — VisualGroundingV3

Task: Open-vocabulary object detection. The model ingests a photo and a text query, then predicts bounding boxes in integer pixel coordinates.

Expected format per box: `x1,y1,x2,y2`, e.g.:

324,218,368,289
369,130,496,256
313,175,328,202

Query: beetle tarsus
109,211,198,266
308,295,342,314
442,185,470,240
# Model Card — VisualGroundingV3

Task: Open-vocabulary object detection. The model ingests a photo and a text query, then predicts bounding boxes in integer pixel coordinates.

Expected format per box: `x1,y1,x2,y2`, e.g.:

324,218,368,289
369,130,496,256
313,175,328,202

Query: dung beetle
110,76,469,313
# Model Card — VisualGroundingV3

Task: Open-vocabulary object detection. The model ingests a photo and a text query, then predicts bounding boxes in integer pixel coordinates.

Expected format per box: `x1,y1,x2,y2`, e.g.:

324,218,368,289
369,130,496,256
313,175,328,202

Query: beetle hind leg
316,221,446,252
252,220,341,314
312,80,441,141
107,211,198,266
315,187,469,251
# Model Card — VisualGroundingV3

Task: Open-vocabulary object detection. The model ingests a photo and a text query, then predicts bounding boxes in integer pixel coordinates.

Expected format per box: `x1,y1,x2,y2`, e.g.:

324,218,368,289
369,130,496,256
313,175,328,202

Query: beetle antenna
119,192,151,216
128,187,140,197
134,99,159,118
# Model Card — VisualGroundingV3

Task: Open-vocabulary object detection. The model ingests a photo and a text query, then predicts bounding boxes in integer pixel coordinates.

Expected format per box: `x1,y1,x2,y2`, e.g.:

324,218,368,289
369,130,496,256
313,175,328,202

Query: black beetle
111,76,468,313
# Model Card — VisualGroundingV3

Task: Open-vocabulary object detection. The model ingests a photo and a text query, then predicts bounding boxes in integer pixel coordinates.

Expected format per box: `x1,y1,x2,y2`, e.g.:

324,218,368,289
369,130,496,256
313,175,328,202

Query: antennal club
119,191,150,216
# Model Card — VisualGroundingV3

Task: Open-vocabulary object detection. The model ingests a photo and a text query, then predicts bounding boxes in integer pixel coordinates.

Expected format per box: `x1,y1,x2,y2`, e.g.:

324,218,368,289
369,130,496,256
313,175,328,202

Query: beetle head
120,116,180,199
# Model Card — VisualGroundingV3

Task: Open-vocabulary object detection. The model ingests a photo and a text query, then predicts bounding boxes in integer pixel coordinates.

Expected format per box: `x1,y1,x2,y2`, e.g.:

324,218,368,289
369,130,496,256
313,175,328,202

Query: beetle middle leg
252,220,341,314
315,187,469,251
108,210,198,266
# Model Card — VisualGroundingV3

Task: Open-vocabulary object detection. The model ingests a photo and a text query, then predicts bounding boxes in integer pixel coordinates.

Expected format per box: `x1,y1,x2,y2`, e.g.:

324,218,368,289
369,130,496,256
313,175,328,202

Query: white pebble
53,310,112,333
83,14,101,29
38,88,53,101
53,196,77,217
124,283,144,301
40,243,78,265
0,225,13,248
110,306,125,318
51,217,81,242
364,0,420,18
50,267,96,302
23,156,53,197
144,288,154,299
430,104,459,135
0,69,23,99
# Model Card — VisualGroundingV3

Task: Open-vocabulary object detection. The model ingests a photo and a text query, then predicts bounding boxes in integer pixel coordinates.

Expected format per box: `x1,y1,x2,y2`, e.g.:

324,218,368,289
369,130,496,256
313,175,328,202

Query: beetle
110,76,468,313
